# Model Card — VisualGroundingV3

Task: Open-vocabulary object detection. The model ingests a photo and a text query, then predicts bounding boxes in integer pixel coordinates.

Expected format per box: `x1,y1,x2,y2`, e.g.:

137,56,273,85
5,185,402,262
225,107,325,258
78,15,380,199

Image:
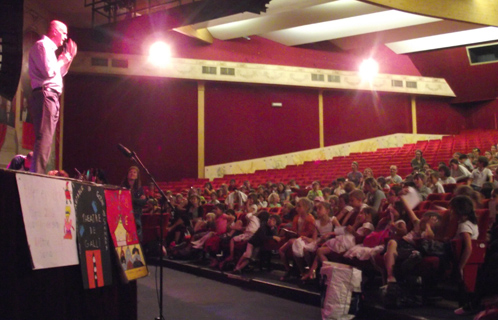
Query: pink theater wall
323,91,412,145
204,82,320,166
63,74,198,184
415,97,468,134
462,99,498,130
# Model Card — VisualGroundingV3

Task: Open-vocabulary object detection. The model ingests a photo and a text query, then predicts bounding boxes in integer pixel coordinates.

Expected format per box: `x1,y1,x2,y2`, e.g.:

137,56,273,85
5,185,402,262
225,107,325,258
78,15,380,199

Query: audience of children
137,143,498,315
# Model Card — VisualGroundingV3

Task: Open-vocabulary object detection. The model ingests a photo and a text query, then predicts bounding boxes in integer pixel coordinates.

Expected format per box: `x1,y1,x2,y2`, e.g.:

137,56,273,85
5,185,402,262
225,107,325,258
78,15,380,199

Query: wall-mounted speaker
467,42,498,66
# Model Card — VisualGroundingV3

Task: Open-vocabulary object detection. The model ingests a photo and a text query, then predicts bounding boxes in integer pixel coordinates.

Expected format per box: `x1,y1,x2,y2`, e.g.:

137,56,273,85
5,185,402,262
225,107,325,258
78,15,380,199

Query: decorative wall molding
71,52,456,97
204,133,445,180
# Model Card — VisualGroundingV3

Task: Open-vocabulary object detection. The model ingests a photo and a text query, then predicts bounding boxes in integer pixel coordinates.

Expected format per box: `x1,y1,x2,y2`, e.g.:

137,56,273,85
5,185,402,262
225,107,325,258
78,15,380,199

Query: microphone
117,143,133,158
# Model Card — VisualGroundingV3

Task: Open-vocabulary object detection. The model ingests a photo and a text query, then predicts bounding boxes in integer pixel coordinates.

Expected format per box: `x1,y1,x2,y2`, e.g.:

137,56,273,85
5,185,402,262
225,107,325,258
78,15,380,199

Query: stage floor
137,256,476,320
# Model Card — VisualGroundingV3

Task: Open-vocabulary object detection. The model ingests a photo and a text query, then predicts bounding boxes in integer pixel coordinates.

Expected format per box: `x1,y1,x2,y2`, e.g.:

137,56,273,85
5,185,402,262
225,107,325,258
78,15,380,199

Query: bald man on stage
28,20,77,174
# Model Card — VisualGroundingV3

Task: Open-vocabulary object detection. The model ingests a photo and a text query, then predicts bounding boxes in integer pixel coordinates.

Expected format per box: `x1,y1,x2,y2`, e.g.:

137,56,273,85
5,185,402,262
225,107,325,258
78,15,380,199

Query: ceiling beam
331,20,481,51
361,0,498,27
173,26,214,44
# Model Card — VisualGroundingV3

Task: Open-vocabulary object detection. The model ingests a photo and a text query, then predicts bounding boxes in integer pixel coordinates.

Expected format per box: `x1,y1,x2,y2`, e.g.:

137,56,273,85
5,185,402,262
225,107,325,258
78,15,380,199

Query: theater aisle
137,266,322,320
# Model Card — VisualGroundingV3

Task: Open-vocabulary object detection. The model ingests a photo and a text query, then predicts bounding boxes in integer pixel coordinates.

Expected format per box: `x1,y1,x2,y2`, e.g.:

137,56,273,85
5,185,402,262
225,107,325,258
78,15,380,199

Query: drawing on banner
73,183,113,289
86,250,104,288
64,181,72,204
105,189,148,281
118,245,145,270
63,205,75,239
16,173,79,269
115,215,128,246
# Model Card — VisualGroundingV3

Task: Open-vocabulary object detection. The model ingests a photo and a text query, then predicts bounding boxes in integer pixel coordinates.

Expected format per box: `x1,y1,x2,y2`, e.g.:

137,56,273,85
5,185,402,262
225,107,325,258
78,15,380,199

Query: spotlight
359,58,379,82
148,41,171,67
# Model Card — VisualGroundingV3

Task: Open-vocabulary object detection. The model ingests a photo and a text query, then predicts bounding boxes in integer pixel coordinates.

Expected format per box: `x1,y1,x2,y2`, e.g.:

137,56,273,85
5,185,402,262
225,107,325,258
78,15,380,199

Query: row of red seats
155,129,498,195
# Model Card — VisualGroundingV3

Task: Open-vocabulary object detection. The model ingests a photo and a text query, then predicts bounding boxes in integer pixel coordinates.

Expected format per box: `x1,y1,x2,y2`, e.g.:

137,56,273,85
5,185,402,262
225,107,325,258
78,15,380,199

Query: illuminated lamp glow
148,41,171,67
359,58,378,82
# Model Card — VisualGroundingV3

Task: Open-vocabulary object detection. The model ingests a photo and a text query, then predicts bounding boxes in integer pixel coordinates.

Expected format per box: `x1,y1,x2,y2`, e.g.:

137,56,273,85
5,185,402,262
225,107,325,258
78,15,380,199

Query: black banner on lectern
73,183,112,289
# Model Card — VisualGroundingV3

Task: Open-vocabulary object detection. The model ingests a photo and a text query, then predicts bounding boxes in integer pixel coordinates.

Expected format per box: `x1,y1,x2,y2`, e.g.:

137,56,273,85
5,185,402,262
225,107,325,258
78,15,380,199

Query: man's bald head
47,20,68,47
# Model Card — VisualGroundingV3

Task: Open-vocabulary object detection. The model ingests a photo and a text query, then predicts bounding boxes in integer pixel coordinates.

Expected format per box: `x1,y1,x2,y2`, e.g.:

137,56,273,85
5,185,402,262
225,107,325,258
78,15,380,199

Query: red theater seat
268,207,283,216
427,193,452,201
443,183,457,194
429,200,450,210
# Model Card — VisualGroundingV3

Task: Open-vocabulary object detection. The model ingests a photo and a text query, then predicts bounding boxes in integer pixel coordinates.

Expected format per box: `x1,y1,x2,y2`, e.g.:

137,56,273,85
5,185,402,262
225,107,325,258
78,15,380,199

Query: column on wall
198,81,205,178
411,95,417,134
318,89,324,148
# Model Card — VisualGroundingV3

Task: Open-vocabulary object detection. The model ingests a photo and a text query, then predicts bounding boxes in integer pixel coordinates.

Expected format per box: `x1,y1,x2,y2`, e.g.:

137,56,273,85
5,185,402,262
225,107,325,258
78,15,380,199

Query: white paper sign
16,174,79,269
401,186,422,210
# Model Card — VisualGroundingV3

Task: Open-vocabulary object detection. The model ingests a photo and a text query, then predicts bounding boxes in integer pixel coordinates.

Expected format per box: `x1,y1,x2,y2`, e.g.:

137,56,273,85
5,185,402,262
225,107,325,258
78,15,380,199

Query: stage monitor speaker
0,0,23,101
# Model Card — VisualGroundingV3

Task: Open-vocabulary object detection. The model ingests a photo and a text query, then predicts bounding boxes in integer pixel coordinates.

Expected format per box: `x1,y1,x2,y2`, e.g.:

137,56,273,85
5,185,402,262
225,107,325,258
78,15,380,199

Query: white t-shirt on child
457,220,479,240
245,212,260,235
470,168,493,188
315,219,334,236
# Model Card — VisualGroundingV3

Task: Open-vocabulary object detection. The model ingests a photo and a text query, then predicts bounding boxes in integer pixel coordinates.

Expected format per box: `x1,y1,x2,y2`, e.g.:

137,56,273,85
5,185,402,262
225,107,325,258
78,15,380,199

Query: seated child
334,177,346,196
225,190,247,210
302,206,375,280
428,171,445,194
469,156,494,191
279,197,316,280
383,198,441,285
299,201,337,272
258,193,268,208
322,187,332,201
281,202,297,226
191,204,234,250
193,212,216,236
377,176,390,193
334,193,353,225
328,195,339,214
219,203,261,269
243,193,259,214
307,181,323,201
231,213,282,274
267,192,282,208
343,205,407,262
207,192,220,205
337,190,368,226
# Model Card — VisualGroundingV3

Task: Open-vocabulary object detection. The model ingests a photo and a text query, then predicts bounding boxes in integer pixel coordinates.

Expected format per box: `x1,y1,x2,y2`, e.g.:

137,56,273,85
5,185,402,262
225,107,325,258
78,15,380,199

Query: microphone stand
127,150,172,320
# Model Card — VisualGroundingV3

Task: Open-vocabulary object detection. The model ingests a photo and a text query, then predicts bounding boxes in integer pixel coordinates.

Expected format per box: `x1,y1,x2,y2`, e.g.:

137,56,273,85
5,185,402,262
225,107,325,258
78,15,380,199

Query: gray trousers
28,89,60,174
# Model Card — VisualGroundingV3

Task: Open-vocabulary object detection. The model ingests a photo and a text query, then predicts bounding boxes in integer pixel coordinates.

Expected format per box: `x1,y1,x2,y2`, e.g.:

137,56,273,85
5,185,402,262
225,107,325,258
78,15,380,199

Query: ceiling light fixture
359,58,379,82
148,41,171,67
